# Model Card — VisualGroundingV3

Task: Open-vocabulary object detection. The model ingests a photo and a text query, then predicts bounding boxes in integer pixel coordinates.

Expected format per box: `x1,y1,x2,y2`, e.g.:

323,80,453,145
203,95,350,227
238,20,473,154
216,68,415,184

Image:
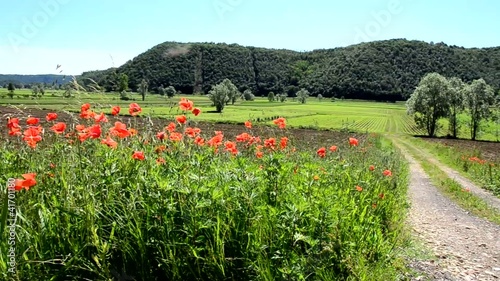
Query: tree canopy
77,39,500,101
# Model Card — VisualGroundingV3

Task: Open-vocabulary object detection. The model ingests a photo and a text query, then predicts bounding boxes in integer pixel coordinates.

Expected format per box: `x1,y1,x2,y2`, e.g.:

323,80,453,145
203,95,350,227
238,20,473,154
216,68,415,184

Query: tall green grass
0,104,409,280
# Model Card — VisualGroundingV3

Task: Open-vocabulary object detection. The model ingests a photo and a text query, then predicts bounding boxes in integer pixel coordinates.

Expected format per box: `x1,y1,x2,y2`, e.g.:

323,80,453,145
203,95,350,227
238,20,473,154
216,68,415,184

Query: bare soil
0,105,365,148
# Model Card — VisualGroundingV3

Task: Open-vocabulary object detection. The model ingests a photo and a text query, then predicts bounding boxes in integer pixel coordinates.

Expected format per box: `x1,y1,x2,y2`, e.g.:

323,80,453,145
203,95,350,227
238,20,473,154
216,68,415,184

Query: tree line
77,39,500,101
406,73,499,140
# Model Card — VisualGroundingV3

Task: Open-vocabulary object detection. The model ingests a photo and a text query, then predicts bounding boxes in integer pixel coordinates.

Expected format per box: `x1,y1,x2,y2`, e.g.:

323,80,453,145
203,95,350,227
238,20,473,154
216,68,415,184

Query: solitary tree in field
165,86,176,98
119,74,129,92
138,79,148,101
317,94,323,101
447,77,466,138
208,81,231,112
268,92,275,102
242,89,254,101
465,79,495,140
215,79,239,105
278,92,287,102
158,85,165,96
7,82,15,98
406,73,450,137
32,85,40,98
39,84,45,96
296,88,309,104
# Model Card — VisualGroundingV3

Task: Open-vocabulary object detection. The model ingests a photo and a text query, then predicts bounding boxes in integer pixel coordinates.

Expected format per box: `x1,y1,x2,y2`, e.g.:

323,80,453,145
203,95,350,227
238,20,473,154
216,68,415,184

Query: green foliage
120,90,132,101
119,73,129,92
31,85,40,98
165,86,176,98
242,89,254,101
447,77,466,138
81,40,500,101
138,79,148,101
158,84,165,95
268,91,275,102
465,79,496,140
406,73,450,137
296,88,309,104
0,112,409,280
208,79,237,112
7,83,15,92
278,93,287,102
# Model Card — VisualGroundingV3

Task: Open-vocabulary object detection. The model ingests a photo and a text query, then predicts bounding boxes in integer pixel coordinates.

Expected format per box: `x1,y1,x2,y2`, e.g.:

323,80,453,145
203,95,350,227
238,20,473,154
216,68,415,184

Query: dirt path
399,138,500,212
394,140,500,280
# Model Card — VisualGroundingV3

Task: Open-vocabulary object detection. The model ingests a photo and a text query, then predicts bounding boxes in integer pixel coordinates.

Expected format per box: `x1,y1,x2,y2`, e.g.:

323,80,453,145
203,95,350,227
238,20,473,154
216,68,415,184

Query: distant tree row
406,73,498,140
79,39,500,101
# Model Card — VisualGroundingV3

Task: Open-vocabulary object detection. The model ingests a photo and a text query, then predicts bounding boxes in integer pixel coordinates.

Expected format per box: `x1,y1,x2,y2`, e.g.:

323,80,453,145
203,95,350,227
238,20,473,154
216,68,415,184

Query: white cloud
0,46,136,75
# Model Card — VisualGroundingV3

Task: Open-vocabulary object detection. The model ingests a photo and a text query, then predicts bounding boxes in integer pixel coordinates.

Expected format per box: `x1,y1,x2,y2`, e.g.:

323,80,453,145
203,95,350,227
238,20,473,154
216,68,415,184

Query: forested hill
80,39,500,101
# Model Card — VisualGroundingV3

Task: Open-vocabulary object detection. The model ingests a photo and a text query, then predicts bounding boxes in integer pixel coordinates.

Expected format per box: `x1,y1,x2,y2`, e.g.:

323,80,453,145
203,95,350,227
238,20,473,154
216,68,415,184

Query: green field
2,89,498,140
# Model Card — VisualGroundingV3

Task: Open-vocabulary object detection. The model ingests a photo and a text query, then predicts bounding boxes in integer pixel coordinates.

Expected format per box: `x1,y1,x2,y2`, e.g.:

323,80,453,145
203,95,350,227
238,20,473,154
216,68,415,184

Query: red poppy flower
176,115,187,124
50,122,66,134
191,107,201,116
81,103,91,112
273,117,286,129
94,112,108,123
280,137,288,149
80,110,95,119
14,173,37,191
383,170,392,177
165,122,176,133
129,103,142,116
329,145,338,152
169,132,183,142
132,151,145,160
7,117,20,129
23,126,42,148
88,124,102,139
236,132,251,142
46,112,57,121
111,106,120,116
369,165,375,171
356,185,363,192
245,121,252,129
155,145,166,153
317,147,326,158
349,137,358,146
26,117,39,125
156,131,167,140
109,122,130,138
76,124,86,132
101,136,118,148
179,98,194,111
194,136,205,146
128,128,138,136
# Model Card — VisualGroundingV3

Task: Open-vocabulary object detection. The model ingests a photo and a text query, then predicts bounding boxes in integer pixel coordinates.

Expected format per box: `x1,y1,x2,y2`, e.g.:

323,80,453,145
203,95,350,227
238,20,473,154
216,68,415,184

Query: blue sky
0,0,498,75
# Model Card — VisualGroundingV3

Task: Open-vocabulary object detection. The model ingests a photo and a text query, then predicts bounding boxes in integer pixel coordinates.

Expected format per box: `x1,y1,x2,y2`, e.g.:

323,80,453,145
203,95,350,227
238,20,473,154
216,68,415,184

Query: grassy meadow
1,88,498,140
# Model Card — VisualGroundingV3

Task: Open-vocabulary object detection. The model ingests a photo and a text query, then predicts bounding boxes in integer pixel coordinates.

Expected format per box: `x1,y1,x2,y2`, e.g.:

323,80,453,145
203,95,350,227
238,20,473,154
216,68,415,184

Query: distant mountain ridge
0,74,74,87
